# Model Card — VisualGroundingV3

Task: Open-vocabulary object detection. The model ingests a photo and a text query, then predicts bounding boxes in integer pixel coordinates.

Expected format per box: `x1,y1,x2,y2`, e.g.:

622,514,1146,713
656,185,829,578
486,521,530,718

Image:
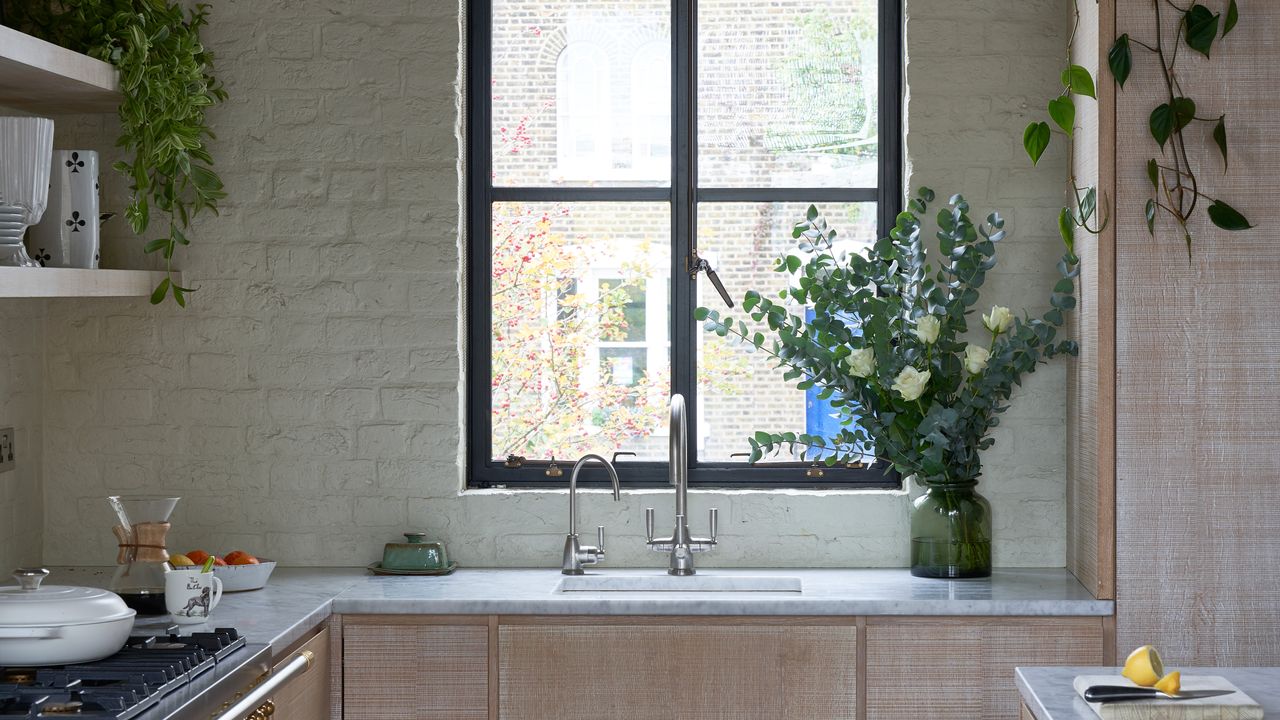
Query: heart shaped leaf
1061,65,1097,99
1185,4,1220,57
1207,200,1253,230
1224,0,1239,36
1147,159,1159,189
1048,95,1076,135
1109,34,1132,88
1023,121,1051,165
1145,199,1157,236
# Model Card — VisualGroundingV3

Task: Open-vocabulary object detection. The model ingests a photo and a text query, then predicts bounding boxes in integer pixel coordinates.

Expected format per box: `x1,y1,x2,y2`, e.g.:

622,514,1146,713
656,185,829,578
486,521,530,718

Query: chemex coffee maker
107,495,180,614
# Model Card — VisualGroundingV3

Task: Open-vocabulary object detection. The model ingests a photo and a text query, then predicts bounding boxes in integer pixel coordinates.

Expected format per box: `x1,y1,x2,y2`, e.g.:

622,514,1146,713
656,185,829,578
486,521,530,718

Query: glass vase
909,480,991,578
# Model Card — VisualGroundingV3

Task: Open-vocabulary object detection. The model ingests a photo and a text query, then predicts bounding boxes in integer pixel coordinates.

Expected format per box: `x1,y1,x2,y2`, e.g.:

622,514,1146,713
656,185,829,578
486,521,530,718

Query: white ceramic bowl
210,559,276,592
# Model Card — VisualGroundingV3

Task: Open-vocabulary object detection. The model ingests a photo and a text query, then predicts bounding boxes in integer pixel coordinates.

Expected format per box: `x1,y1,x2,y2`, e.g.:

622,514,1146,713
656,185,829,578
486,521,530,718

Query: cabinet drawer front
343,623,488,720
271,627,330,720
865,618,1104,720
499,623,857,720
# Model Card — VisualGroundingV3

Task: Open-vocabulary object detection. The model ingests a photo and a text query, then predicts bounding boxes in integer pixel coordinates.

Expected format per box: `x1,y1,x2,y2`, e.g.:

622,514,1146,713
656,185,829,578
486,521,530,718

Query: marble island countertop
1017,666,1280,719
46,566,1112,655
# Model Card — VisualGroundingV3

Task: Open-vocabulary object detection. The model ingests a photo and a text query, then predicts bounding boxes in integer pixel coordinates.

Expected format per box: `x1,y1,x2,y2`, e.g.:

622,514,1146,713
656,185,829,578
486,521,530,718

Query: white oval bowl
210,559,276,592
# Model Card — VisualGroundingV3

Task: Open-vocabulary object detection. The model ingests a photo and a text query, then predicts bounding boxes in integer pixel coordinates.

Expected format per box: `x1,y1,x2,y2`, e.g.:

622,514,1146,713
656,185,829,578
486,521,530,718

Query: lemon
1154,671,1181,696
1121,645,1165,687
169,553,196,567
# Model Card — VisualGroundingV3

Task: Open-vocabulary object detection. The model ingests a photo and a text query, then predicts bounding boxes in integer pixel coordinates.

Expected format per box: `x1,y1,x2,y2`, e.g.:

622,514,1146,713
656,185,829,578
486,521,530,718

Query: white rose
963,344,990,374
983,305,1013,334
845,347,875,378
892,366,931,402
914,315,941,345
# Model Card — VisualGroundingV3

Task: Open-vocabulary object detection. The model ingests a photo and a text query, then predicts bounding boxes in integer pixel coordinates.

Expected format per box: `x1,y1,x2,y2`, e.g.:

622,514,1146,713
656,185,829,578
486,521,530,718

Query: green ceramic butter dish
381,532,449,571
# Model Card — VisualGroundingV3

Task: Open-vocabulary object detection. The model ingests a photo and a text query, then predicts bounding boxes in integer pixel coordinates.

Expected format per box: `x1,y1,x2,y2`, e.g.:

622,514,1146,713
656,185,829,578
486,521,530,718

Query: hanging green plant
1023,0,1251,259
5,0,226,305
1108,0,1251,257
1021,1,1108,255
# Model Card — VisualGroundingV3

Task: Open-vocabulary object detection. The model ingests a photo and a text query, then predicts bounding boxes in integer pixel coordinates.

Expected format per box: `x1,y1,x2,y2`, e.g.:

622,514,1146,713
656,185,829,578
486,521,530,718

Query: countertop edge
329,597,1115,617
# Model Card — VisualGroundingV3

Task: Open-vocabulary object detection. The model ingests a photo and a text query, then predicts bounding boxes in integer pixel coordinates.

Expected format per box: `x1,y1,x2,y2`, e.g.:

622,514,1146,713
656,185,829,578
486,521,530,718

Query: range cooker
0,628,271,720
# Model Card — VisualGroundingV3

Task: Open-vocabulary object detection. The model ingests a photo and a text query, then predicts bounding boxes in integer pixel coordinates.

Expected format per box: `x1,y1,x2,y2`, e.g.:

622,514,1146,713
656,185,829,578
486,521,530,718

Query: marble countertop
42,566,1111,656
329,567,1112,617
1017,666,1280,719
46,567,363,657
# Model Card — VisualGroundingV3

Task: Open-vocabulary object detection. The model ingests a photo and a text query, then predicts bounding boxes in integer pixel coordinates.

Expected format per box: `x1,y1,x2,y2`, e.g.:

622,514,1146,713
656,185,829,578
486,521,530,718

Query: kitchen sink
555,575,803,593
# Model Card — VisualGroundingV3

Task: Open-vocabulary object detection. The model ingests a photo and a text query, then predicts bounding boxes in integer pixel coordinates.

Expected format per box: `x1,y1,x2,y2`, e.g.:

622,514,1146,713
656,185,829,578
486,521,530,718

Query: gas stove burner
0,627,247,719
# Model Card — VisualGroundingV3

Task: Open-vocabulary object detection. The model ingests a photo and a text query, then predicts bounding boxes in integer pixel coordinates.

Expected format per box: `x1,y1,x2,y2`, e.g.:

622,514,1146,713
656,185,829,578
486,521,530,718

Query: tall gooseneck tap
646,394,718,575
561,454,621,575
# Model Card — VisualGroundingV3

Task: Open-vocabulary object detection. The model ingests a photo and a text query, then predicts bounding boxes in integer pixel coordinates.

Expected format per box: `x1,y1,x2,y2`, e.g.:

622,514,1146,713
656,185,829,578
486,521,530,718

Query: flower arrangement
696,188,1079,484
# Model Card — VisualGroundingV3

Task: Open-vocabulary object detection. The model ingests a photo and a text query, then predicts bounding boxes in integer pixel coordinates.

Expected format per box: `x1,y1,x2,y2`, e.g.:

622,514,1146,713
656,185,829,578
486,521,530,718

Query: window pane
698,0,879,188
491,202,671,462
491,0,671,187
695,202,877,463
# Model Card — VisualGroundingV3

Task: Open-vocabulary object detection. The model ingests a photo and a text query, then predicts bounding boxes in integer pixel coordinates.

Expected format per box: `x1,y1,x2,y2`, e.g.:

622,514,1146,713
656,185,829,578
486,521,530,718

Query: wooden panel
499,621,857,720
1066,0,1117,602
271,627,330,720
0,25,119,113
1113,0,1280,665
1021,704,1036,720
865,617,1105,720
343,622,489,720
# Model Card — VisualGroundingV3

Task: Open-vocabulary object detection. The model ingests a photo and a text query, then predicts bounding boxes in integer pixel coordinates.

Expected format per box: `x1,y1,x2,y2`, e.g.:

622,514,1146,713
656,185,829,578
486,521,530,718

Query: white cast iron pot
0,568,136,666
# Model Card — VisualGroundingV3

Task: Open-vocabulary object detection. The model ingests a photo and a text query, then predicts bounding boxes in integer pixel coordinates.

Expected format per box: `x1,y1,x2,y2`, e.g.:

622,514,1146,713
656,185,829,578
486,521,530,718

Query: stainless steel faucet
645,394,718,575
561,454,621,575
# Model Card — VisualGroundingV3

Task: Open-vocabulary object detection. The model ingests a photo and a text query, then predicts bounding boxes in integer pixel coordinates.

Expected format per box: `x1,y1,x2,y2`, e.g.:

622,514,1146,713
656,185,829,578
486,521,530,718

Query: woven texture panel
1066,0,1117,602
1114,0,1280,665
342,623,488,720
499,624,857,720
865,618,1105,720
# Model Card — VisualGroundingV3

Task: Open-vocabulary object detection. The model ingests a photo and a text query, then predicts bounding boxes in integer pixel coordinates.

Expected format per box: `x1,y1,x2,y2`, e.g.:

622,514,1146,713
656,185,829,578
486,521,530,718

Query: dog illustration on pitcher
165,568,223,625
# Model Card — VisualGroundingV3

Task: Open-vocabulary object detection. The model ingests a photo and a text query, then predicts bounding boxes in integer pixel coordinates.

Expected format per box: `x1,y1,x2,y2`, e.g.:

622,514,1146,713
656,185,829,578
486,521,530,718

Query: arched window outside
556,43,611,178
630,40,670,180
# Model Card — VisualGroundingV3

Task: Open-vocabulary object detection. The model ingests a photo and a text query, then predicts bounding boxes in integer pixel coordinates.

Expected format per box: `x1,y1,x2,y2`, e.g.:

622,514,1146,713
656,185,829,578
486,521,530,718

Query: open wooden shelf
0,267,173,298
0,25,120,113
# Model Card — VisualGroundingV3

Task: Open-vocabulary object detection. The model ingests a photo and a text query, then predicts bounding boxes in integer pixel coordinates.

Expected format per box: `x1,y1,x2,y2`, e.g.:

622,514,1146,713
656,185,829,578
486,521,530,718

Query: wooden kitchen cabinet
271,627,330,720
340,616,490,720
864,617,1106,720
497,617,858,720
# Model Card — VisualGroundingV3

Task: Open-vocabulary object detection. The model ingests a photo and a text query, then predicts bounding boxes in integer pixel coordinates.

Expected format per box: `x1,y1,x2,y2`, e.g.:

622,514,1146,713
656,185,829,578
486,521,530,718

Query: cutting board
1073,675,1263,720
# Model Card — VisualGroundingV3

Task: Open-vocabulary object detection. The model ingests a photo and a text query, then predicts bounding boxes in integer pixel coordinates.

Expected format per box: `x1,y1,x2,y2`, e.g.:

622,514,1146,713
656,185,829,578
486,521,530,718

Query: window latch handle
690,253,734,308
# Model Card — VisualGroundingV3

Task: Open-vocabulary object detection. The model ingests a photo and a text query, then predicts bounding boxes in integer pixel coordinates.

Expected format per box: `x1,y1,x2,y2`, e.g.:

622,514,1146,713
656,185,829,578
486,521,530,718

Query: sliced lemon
1121,645,1165,687
1154,670,1181,696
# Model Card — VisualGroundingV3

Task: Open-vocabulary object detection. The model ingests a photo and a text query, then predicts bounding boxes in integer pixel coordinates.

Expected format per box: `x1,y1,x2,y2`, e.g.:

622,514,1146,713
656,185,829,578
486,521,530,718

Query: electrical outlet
0,427,14,474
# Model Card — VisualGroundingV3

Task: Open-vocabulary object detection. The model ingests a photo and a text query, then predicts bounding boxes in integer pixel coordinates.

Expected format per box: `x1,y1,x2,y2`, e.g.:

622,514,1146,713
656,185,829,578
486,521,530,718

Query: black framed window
467,0,902,488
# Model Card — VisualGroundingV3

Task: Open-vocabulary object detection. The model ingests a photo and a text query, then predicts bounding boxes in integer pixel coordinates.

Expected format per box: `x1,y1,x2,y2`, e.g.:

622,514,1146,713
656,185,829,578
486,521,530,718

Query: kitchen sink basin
555,575,803,593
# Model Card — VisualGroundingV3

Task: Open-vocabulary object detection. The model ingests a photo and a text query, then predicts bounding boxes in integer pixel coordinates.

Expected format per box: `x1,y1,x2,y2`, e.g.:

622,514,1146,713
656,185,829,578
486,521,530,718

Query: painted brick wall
27,0,1070,568
0,299,44,571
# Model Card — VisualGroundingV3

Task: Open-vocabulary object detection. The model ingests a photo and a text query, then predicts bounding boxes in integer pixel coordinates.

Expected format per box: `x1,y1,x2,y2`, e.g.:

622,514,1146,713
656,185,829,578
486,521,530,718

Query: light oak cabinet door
865,617,1105,720
498,619,857,720
342,618,489,720
271,627,330,720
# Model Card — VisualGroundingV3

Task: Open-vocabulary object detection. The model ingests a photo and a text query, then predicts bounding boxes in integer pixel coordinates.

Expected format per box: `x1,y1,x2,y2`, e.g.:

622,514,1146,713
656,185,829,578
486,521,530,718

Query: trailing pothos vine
1112,0,1251,256
1023,1,1109,257
5,0,227,305
1024,0,1252,259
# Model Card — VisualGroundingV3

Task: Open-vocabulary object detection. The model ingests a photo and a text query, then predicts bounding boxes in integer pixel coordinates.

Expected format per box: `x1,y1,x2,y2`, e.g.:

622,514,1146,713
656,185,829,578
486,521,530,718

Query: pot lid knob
403,532,427,543
12,568,49,591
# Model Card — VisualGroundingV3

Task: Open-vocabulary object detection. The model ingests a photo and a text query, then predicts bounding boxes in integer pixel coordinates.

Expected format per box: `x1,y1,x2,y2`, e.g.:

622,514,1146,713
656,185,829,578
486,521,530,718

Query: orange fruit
187,550,211,565
211,556,227,566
